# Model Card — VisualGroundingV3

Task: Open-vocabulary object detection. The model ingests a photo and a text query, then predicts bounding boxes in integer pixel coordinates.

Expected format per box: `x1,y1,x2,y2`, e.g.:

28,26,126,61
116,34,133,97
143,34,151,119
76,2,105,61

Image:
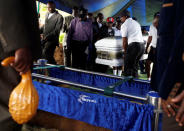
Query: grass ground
106,68,148,80
138,71,148,80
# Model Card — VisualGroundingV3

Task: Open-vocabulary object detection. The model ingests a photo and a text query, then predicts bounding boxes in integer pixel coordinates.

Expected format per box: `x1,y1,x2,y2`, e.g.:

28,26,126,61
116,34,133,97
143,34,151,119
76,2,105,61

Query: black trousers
0,65,22,131
124,42,145,77
64,46,72,67
71,40,88,70
139,60,145,73
148,46,156,62
42,41,58,64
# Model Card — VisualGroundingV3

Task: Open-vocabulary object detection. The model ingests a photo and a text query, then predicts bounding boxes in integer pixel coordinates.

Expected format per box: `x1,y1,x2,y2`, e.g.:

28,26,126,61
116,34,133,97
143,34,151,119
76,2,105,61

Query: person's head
79,8,88,21
87,13,94,21
115,17,121,29
152,12,160,28
132,17,137,21
72,6,79,17
96,13,104,23
115,17,121,23
47,1,56,13
120,10,130,23
106,17,114,28
154,12,160,19
116,21,122,30
141,27,148,35
153,16,159,28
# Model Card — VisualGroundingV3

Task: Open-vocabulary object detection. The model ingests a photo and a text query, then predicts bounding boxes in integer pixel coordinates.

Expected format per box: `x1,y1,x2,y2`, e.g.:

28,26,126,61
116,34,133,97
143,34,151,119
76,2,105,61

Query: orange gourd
1,57,39,124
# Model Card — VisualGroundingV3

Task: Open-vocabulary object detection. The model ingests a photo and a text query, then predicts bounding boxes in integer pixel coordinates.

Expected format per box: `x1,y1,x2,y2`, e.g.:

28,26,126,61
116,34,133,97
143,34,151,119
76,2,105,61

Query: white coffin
95,36,148,67
95,37,124,67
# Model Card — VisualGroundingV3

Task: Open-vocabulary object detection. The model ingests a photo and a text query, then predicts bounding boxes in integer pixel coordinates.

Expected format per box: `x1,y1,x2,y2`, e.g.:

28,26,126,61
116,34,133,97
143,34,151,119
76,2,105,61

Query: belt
128,42,144,46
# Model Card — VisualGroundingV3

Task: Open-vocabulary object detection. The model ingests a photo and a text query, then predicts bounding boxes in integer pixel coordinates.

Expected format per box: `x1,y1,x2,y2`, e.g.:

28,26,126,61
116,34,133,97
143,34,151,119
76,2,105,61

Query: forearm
146,42,151,50
40,25,44,34
146,36,152,50
123,37,128,53
45,30,60,40
172,90,184,126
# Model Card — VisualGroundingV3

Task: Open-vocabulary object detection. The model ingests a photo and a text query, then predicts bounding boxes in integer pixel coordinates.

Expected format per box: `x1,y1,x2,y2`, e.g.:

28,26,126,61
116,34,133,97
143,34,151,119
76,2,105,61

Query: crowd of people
39,1,158,79
39,3,184,130
0,0,183,131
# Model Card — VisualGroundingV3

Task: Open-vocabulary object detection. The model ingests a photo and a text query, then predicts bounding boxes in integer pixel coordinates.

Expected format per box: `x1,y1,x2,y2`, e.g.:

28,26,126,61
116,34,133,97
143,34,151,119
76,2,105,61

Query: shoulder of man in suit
45,12,49,16
55,11,63,17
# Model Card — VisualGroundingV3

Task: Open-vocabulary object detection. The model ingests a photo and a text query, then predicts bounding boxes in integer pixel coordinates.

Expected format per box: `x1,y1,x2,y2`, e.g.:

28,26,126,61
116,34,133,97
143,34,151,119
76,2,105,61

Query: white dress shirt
121,18,143,45
113,27,122,37
48,13,54,19
98,22,102,28
149,24,158,48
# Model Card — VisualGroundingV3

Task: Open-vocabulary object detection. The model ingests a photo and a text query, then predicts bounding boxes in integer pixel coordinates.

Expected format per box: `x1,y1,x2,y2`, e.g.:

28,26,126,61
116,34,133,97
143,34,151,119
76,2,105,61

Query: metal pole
34,63,150,84
147,91,162,131
32,73,147,102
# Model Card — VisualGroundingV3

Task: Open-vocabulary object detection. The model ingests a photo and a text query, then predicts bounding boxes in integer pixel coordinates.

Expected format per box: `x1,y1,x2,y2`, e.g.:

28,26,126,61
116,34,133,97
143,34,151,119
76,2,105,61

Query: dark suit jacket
0,0,41,61
43,11,63,44
98,25,115,40
93,21,101,43
63,15,74,33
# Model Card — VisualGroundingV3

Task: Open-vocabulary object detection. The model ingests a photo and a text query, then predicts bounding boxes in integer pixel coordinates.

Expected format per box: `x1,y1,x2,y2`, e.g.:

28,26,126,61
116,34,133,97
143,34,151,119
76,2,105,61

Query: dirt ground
22,124,58,131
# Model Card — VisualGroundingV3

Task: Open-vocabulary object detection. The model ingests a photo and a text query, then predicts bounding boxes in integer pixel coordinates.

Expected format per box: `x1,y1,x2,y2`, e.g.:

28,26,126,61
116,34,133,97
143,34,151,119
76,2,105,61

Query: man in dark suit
63,6,79,34
87,13,104,71
63,6,79,67
93,13,104,43
0,0,41,130
41,1,63,64
98,17,115,40
151,0,184,130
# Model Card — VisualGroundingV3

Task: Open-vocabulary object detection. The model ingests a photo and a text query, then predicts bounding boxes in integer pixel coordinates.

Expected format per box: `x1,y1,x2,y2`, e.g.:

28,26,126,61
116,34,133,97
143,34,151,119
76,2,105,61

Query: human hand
147,46,151,54
40,34,44,40
161,83,181,117
10,48,32,75
172,91,184,126
161,98,179,117
122,50,126,59
145,48,148,54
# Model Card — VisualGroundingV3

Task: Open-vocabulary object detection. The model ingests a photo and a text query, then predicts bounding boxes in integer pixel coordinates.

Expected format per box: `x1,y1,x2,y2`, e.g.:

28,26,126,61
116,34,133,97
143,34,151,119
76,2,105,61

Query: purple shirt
67,18,93,46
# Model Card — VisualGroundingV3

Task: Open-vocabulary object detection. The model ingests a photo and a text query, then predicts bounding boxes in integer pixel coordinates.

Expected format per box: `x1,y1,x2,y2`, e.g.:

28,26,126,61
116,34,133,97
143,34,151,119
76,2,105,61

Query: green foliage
59,33,65,44
41,4,47,12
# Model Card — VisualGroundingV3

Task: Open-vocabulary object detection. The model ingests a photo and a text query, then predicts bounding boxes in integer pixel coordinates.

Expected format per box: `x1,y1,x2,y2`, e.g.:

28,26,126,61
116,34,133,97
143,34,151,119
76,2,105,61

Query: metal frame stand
34,59,162,131
34,64,150,84
147,91,162,131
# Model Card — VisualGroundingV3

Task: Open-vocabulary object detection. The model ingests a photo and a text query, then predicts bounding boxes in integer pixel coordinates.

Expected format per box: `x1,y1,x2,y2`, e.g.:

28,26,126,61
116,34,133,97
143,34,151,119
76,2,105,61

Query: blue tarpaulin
37,0,162,25
48,68,151,98
34,81,153,131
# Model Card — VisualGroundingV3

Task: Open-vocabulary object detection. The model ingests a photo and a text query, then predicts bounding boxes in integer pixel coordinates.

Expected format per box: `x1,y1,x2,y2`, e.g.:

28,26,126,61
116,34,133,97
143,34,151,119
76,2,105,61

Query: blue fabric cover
34,81,153,131
48,68,151,98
